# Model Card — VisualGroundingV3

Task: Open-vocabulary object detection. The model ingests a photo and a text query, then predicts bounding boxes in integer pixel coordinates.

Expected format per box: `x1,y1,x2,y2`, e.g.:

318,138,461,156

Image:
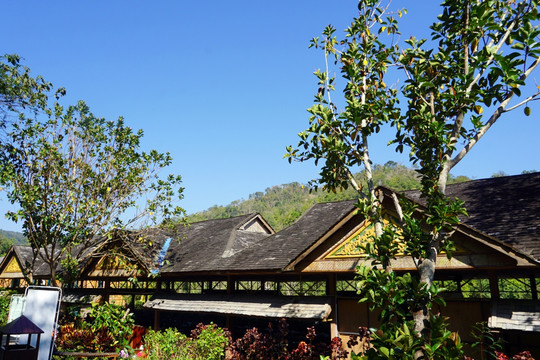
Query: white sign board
8,294,25,322
23,286,62,360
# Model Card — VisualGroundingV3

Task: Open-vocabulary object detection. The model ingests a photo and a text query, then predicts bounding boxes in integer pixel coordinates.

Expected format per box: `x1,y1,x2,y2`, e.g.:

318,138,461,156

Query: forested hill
0,230,27,256
0,230,26,245
187,162,470,231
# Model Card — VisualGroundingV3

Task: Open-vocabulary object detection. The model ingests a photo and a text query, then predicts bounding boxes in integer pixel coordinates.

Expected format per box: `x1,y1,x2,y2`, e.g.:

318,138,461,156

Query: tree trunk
49,261,58,287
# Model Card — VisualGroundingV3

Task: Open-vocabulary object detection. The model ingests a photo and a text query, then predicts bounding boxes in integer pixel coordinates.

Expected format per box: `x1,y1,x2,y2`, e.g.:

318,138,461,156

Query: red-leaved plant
229,318,344,360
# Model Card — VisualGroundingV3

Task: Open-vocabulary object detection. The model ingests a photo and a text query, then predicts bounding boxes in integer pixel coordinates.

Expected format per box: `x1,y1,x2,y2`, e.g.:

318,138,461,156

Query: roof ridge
187,212,258,226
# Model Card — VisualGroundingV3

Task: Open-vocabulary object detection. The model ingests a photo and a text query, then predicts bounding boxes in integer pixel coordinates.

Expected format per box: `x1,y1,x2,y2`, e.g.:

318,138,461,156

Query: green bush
190,323,231,360
144,323,230,360
88,302,134,348
0,291,14,326
144,327,187,360
55,302,134,354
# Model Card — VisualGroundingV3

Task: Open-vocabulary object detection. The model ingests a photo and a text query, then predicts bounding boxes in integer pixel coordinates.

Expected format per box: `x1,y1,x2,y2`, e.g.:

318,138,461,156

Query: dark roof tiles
164,213,271,273
404,172,540,260
221,200,356,271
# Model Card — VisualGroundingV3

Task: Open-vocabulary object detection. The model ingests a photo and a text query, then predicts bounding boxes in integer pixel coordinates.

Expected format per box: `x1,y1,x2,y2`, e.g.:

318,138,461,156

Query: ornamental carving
3,257,22,274
326,216,405,258
96,255,131,270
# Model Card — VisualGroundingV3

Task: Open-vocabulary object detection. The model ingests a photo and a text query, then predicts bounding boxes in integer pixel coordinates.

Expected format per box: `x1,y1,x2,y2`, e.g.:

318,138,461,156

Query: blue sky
1,1,539,232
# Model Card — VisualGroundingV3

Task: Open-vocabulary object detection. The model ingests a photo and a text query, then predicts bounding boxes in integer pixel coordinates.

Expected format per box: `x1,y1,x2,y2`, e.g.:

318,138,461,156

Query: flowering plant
119,348,130,358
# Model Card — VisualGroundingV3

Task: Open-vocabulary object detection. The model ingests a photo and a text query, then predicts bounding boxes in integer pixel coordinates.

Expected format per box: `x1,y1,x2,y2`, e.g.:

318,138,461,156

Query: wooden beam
104,280,111,302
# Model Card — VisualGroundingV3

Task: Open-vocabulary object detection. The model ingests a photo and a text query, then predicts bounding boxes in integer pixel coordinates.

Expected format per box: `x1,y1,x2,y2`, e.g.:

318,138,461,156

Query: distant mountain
0,229,27,245
187,162,470,231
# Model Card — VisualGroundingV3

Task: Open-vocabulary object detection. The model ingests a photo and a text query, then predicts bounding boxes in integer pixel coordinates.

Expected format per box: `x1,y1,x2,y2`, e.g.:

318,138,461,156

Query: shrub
229,319,334,360
55,302,134,354
190,323,232,360
88,302,134,348
56,324,116,353
144,323,231,360
0,291,16,326
144,327,187,360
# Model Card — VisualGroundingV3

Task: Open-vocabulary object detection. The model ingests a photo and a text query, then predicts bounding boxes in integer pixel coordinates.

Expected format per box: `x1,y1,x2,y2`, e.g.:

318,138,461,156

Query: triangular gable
238,214,275,234
80,237,151,278
3,257,23,273
87,254,141,277
0,246,32,280
0,255,25,278
222,214,275,258
325,215,406,259
324,214,471,260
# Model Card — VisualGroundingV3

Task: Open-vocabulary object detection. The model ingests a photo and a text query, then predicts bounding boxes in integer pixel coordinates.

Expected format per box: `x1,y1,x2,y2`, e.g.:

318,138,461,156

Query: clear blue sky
1,1,539,232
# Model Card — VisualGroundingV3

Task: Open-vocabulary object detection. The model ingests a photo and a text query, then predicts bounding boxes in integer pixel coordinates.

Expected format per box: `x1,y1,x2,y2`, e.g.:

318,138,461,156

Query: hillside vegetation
0,230,26,245
188,162,469,231
0,230,27,256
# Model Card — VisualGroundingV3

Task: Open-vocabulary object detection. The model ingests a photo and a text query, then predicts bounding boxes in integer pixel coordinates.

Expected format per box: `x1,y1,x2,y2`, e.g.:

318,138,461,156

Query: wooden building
0,246,55,288
0,173,539,355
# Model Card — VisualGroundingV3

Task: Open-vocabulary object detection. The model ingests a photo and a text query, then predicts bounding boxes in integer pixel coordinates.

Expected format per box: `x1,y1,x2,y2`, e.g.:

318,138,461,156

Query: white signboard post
22,286,62,360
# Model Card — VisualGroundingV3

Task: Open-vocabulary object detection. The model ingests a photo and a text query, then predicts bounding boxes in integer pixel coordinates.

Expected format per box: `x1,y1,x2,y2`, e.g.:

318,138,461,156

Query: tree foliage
0,55,184,285
286,0,540,359
0,54,58,120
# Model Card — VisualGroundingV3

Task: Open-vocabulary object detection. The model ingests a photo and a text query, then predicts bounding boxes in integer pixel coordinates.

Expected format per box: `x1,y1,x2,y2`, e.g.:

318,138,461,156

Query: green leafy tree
0,54,59,119
287,0,540,359
1,54,62,186
0,60,184,286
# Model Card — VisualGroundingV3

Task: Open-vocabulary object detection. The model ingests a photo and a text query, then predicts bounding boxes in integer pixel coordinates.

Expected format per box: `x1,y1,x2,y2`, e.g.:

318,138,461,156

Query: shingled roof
163,213,273,273
12,245,57,277
5,174,538,279
403,172,540,260
218,200,357,272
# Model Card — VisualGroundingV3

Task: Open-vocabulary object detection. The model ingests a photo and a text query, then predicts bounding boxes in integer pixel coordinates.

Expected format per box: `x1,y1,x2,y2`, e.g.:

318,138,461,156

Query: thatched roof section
11,245,57,277
489,301,540,332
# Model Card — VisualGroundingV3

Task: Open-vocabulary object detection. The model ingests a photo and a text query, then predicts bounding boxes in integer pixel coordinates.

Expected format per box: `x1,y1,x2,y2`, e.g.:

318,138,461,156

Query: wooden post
489,272,500,299
104,280,111,302
530,275,538,300
328,274,338,339
153,310,160,330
